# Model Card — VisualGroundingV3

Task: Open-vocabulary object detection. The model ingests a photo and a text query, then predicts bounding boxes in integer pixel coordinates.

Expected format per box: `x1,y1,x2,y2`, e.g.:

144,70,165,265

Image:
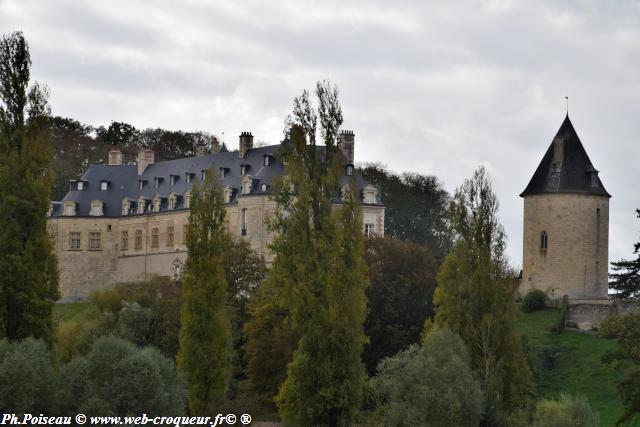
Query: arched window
540,231,548,250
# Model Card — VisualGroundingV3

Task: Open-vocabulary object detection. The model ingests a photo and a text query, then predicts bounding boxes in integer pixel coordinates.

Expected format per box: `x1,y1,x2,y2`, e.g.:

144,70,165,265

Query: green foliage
246,82,368,426
600,314,626,339
0,31,59,344
523,289,549,313
363,236,438,373
55,336,186,416
433,166,533,425
603,313,640,425
371,328,483,427
177,169,232,414
532,394,599,427
609,209,640,299
0,338,55,413
359,164,453,261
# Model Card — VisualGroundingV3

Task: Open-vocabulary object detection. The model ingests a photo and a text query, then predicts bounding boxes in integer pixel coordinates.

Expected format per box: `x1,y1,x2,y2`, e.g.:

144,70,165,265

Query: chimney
211,136,221,154
339,130,355,164
137,148,155,175
195,145,208,157
239,131,253,158
108,149,123,166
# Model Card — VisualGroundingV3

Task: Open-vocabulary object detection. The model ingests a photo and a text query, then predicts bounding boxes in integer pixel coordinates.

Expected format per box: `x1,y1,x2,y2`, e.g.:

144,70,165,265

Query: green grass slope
517,308,637,427
53,302,95,325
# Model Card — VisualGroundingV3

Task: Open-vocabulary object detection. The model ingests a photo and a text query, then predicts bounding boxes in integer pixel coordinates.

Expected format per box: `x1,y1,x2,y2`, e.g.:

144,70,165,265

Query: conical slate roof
520,116,610,198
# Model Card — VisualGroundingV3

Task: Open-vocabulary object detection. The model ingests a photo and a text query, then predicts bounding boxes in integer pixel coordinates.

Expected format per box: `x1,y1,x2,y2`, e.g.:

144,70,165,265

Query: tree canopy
609,209,640,299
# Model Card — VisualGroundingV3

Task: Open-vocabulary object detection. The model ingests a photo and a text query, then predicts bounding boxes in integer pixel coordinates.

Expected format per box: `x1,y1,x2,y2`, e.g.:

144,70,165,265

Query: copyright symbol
226,414,237,424
240,414,252,425
76,414,86,424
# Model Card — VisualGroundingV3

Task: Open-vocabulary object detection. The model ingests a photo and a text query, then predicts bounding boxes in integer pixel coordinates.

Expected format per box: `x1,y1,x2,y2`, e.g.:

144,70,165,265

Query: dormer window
137,197,146,214
264,155,273,166
63,201,77,216
169,175,178,185
185,173,193,184
201,170,207,182
89,200,104,217
122,199,131,216
240,164,250,176
154,177,164,188
77,181,85,191
362,184,379,205
100,180,109,191
261,184,269,192
219,167,229,179
138,180,147,190
168,193,177,210
346,164,354,176
153,195,161,212
184,192,191,209
224,186,233,204
242,175,253,195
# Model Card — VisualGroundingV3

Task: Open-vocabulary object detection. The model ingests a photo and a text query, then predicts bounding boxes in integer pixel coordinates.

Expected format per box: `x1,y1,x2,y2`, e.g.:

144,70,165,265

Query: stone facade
520,193,609,299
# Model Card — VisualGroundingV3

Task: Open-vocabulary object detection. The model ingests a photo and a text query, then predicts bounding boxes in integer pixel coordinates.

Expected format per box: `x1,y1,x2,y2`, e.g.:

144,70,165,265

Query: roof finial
565,96,569,117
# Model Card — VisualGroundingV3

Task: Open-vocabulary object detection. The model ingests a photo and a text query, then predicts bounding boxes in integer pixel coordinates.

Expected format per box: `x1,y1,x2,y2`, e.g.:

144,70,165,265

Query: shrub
372,328,483,427
0,338,55,413
523,289,548,312
600,314,625,339
532,394,598,427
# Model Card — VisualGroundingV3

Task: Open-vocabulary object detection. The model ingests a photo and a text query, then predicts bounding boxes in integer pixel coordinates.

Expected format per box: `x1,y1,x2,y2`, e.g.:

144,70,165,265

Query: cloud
1,0,639,265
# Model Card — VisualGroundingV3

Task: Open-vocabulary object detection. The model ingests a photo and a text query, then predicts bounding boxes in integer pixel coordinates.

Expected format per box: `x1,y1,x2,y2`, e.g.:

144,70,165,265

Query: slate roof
51,144,376,218
520,116,610,198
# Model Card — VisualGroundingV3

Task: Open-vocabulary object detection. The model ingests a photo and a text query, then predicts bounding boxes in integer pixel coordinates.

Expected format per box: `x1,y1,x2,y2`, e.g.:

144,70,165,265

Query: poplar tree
177,168,232,414
254,82,368,426
0,31,59,343
433,167,532,425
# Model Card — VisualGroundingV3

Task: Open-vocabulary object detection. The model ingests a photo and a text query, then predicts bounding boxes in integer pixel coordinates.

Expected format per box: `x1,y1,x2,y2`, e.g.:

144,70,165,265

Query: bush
372,328,483,427
0,338,55,413
523,289,548,312
600,314,625,339
532,394,598,427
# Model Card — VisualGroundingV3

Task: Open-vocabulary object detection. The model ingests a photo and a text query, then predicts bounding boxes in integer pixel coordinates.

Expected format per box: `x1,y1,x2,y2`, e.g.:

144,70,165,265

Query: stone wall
520,193,609,299
566,300,640,330
50,196,385,299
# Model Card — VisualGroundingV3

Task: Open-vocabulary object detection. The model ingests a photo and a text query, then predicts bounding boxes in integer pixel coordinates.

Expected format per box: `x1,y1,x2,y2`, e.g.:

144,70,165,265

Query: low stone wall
567,300,640,330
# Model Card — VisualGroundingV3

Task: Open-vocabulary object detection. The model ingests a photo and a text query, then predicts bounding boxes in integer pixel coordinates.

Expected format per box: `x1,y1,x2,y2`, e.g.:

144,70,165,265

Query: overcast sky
2,0,639,267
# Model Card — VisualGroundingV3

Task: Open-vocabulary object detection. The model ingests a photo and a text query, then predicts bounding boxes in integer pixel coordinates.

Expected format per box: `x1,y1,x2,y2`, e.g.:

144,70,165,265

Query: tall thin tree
177,168,232,414
0,31,59,343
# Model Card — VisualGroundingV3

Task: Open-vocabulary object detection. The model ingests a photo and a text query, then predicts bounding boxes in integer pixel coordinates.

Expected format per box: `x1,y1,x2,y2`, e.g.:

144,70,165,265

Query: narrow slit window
540,231,548,250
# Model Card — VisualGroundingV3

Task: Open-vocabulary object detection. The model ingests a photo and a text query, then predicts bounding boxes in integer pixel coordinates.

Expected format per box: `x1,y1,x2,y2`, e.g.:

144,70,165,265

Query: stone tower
520,116,611,300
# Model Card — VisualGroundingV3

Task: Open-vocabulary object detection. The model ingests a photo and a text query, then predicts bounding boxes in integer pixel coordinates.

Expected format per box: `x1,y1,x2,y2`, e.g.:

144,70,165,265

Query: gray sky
2,0,639,267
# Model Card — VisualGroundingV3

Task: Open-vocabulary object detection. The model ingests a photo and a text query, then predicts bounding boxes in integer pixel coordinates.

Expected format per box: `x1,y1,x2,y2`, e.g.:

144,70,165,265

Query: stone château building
520,116,610,300
48,131,385,300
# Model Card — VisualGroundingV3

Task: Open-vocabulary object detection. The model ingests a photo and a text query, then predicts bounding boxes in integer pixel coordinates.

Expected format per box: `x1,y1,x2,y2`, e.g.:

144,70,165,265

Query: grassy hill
517,308,638,427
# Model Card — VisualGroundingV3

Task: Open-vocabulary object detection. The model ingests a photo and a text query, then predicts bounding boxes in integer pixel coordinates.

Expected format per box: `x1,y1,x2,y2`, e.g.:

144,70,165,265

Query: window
264,155,272,166
169,175,176,186
69,232,81,250
241,165,247,175
137,198,146,214
364,223,375,237
346,165,354,176
63,201,77,216
77,181,84,191
224,187,233,204
122,199,131,216
168,194,176,210
89,200,103,216
261,184,268,192
135,229,143,249
153,196,161,212
138,180,144,190
183,224,188,245
167,226,174,246
201,170,207,181
242,176,252,194
241,208,248,236
154,177,160,188
100,181,108,191
89,232,101,250
219,168,226,179
184,193,191,209
151,227,159,248
121,231,129,250
540,231,548,250
590,173,598,187
185,173,192,184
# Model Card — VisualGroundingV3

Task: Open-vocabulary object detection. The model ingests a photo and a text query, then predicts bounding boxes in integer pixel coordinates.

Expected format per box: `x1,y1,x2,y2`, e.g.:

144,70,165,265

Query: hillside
517,308,637,427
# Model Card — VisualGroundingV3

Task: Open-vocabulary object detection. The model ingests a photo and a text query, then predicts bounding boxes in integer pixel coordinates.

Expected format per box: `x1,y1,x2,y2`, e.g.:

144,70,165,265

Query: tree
371,328,483,427
177,168,232,414
609,209,640,299
363,236,438,373
359,164,453,261
433,166,532,425
532,394,599,427
248,81,368,426
0,31,59,343
603,313,640,425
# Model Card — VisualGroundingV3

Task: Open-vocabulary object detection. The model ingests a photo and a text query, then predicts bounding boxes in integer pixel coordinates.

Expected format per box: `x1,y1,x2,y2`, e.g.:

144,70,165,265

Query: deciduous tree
0,31,59,343
609,209,640,299
177,169,232,414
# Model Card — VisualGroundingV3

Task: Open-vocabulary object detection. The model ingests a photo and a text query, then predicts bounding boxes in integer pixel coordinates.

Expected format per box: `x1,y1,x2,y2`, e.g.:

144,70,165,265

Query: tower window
241,208,248,236
540,231,548,250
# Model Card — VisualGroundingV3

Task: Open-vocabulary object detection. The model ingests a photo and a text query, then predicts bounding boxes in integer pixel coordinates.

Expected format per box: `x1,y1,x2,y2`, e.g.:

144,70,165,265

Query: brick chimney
212,136,221,154
339,130,355,164
108,149,123,166
195,145,208,157
239,131,253,158
137,148,155,175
